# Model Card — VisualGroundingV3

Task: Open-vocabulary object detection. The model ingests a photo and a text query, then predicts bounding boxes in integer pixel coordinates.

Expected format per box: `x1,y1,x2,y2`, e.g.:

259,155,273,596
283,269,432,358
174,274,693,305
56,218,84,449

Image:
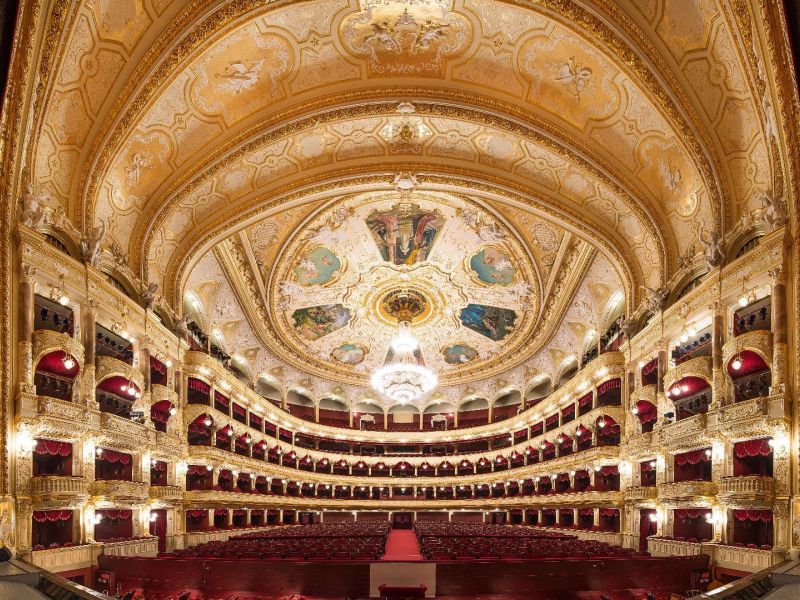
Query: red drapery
33,510,71,522
579,393,593,407
250,510,264,516
98,510,132,520
267,510,280,516
149,356,166,374
214,391,229,407
636,401,658,423
531,423,543,436
188,422,210,434
151,460,167,472
675,449,711,466
734,439,772,458
578,509,594,516
546,414,559,425
642,358,658,376
542,509,556,516
674,509,710,519
218,470,232,480
151,410,170,424
233,403,246,416
641,461,656,472
34,439,72,456
233,510,246,517
597,423,621,436
250,414,262,426
734,510,773,522
214,509,228,516
187,465,209,475
600,509,619,517
556,473,570,482
575,470,590,479
598,466,619,477
186,510,207,518
597,379,621,394
562,404,575,416
97,449,131,464
188,378,210,393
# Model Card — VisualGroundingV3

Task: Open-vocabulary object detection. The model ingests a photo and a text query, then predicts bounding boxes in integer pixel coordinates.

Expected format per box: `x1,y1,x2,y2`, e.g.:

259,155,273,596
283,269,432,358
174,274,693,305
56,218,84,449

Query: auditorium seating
414,522,646,560
165,522,390,560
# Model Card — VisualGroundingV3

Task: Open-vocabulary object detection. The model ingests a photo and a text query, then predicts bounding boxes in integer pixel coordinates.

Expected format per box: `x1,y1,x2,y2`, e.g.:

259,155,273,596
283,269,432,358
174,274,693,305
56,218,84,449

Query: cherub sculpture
173,315,191,339
639,285,669,314
697,224,724,271
758,189,787,232
81,220,106,268
141,283,159,310
17,181,48,230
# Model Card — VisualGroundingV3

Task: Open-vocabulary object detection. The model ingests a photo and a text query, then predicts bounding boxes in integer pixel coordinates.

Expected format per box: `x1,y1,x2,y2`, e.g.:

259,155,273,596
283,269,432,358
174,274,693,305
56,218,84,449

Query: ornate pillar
710,300,726,407
453,409,458,428
487,402,493,424
314,403,319,423
769,267,788,392
18,264,37,394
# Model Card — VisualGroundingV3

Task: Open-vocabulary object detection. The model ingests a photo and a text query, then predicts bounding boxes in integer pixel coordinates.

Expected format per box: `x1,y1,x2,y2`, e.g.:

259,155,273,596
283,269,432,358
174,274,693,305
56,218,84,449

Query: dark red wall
98,554,709,600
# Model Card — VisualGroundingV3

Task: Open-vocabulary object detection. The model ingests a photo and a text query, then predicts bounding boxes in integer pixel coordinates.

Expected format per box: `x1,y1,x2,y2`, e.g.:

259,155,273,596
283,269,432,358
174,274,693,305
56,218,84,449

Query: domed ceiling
21,0,798,405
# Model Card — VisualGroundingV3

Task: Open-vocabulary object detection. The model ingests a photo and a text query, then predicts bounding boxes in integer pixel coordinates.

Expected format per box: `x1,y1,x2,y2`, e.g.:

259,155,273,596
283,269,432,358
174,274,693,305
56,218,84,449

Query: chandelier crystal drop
372,316,437,403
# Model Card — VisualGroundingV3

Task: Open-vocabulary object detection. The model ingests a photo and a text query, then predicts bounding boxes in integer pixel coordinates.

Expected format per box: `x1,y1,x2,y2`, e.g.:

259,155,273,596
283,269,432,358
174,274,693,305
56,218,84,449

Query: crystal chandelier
371,292,437,403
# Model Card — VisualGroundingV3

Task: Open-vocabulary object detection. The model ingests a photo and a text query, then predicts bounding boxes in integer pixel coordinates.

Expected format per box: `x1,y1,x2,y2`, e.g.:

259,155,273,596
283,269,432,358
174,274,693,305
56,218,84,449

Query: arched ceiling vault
23,0,795,396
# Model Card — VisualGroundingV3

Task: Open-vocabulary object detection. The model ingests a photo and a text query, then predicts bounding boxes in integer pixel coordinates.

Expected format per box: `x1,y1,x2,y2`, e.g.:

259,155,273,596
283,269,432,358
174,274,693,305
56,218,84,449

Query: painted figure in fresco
292,305,351,341
367,208,443,265
459,304,517,341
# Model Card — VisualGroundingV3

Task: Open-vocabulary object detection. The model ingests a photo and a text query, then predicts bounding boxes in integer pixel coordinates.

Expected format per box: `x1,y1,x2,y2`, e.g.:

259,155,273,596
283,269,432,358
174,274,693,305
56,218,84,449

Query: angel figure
617,316,637,340
477,220,506,243
697,224,724,271
173,315,191,339
80,220,106,268
141,282,159,310
214,59,266,95
553,57,593,101
639,285,669,314
17,181,49,230
758,189,787,232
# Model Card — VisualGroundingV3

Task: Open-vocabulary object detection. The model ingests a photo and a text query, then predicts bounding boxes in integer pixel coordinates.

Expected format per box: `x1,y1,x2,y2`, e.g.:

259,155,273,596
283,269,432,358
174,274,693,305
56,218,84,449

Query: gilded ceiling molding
165,168,639,314
75,0,719,253
133,102,674,282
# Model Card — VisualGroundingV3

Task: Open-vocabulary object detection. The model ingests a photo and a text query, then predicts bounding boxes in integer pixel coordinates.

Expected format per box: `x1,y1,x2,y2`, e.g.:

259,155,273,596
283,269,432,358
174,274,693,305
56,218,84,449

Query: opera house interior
0,0,799,598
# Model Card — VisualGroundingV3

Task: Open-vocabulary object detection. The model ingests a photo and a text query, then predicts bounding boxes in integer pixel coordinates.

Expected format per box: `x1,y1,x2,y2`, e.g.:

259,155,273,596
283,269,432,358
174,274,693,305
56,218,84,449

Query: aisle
382,529,424,561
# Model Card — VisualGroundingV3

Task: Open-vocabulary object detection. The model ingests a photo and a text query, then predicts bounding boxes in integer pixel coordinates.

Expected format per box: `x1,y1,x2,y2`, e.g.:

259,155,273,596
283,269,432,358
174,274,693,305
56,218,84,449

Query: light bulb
128,387,136,396
732,357,742,370
62,356,75,369
129,337,136,344
96,447,103,455
681,385,689,392
665,389,671,397
204,418,212,426
206,465,212,471
680,332,689,343
649,514,658,522
631,407,639,415
768,439,775,447
226,429,232,437
58,294,69,306
638,360,645,368
169,406,177,416
150,514,157,522
121,383,128,392
598,419,606,428
166,360,172,367
739,296,748,307
688,324,697,336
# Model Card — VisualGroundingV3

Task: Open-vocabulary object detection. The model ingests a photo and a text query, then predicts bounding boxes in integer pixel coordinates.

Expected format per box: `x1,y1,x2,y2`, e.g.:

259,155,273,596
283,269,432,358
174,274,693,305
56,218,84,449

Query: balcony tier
25,544,92,573
717,476,776,504
657,480,717,501
624,486,658,502
31,476,90,504
96,355,144,391
722,330,772,373
32,330,85,369
663,356,712,392
91,480,150,505
150,485,183,501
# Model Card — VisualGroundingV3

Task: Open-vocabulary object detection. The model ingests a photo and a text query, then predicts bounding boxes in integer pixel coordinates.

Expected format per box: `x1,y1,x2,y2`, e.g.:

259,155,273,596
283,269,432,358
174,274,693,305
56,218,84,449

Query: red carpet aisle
382,530,424,561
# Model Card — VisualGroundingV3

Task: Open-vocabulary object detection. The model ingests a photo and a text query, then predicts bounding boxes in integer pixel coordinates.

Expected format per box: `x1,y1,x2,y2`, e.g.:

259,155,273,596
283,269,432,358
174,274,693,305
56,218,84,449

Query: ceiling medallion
372,289,437,403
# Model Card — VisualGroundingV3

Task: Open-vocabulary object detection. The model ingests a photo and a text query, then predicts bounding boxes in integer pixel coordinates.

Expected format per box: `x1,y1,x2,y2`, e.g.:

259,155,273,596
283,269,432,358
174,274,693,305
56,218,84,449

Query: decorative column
453,409,458,428
769,267,788,392
314,403,319,423
487,402,493,424
710,299,726,407
17,264,37,394
655,340,671,421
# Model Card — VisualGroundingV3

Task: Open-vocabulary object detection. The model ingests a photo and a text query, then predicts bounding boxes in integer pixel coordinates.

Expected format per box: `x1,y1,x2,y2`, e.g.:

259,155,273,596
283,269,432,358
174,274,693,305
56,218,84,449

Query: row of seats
165,522,390,561
414,522,646,560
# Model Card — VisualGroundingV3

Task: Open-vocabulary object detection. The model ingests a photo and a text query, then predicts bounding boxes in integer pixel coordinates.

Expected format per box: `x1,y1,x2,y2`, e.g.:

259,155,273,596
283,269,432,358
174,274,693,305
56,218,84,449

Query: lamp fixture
61,352,75,370
169,406,177,416
738,274,756,308
371,292,436,403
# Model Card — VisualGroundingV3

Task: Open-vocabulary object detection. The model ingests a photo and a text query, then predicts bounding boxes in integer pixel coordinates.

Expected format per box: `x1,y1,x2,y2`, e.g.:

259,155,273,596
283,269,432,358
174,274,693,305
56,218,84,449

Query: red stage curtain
33,510,72,522
675,449,711,466
34,439,72,456
734,510,773,522
734,439,772,458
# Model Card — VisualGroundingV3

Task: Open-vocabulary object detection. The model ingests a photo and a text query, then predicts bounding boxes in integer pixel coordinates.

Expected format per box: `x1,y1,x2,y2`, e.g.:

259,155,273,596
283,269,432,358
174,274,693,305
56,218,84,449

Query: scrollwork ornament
20,263,38,284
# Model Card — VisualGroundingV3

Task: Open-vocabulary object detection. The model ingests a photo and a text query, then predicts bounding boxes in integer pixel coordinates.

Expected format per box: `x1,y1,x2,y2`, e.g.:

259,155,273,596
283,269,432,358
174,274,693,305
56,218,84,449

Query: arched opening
666,376,711,421
557,359,579,387
318,397,350,428
423,402,454,431
96,376,141,418
388,404,419,432
150,400,175,433
493,391,521,422
633,400,658,434
526,377,552,409
457,398,489,428
255,378,282,407
34,350,79,401
596,415,621,447
353,401,383,431
287,390,314,421
733,295,771,336
187,414,212,447
95,323,134,364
